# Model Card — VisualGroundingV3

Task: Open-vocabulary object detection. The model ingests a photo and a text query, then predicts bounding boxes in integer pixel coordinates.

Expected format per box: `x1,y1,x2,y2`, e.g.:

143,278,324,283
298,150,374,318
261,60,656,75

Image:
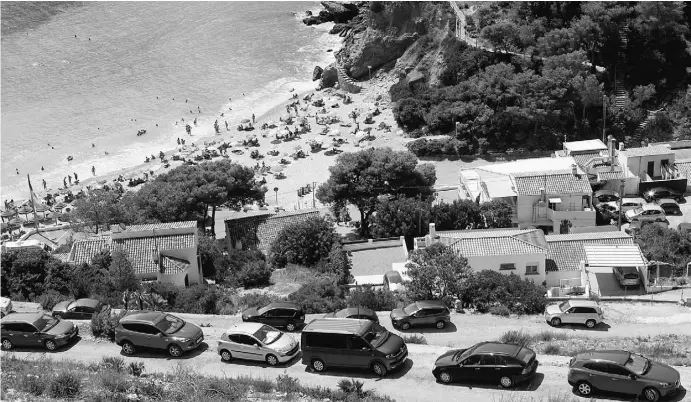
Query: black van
301,318,408,377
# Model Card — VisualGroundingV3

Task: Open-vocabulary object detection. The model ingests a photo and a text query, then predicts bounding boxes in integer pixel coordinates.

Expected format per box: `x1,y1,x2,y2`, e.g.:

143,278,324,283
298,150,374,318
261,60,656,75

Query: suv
642,187,684,203
301,318,407,377
242,302,305,332
568,350,681,401
655,199,681,216
115,311,204,357
613,266,640,288
625,204,666,223
620,198,645,214
390,300,450,330
544,300,604,328
1,312,78,351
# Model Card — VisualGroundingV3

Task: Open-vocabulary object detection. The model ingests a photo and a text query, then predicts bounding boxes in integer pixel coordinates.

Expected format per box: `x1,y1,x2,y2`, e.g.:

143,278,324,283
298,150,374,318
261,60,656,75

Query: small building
66,221,202,287
224,209,320,253
342,237,408,281
617,144,686,195
582,243,648,297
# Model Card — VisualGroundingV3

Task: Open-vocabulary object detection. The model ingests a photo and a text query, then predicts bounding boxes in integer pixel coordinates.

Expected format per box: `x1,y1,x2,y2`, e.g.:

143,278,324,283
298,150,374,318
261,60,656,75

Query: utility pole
312,182,316,208
418,193,423,236
602,95,607,143
617,179,625,230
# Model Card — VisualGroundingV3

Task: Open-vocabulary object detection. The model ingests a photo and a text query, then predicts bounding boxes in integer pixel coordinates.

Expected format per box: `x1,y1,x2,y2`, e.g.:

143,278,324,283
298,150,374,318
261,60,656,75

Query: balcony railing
547,207,595,221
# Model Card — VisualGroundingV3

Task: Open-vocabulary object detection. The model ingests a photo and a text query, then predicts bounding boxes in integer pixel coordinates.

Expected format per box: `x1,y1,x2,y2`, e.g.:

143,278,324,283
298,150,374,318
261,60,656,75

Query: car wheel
53,313,63,319
372,362,387,377
439,371,452,384
499,376,514,388
435,321,446,329
220,350,232,362
312,359,326,372
585,319,596,328
45,339,57,351
400,322,411,330
642,387,660,402
121,341,135,355
266,354,279,366
550,317,561,327
1,338,13,351
168,344,183,357
286,323,296,332
576,381,593,396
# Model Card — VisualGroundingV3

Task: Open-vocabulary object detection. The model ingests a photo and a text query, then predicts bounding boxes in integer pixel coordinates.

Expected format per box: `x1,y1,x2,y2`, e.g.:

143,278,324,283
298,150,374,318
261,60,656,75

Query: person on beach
177,138,181,145
15,168,19,175
186,124,192,135
220,112,224,117
104,151,109,155
225,121,229,131
92,143,95,147
193,118,198,126
68,175,72,185
43,179,47,190
41,166,45,171
63,178,67,188
92,166,96,175
252,113,255,124
186,99,188,103
74,173,78,181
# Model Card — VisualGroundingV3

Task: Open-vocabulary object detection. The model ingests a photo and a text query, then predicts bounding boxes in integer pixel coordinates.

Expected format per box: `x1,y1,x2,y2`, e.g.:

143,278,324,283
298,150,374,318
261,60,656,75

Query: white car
625,204,666,222
217,323,299,366
619,198,645,214
0,297,13,318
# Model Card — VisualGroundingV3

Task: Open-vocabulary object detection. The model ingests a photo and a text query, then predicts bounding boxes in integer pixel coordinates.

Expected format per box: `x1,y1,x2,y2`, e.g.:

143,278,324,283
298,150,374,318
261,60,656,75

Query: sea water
1,1,339,201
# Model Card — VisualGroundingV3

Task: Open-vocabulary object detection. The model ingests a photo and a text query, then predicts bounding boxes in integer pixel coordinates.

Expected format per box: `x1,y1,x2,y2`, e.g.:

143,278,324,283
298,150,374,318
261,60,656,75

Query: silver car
545,300,604,328
217,323,299,366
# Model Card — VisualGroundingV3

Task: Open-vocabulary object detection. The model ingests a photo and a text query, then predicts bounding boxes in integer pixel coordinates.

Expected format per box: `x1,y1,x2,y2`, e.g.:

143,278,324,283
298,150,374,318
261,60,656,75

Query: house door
647,161,654,178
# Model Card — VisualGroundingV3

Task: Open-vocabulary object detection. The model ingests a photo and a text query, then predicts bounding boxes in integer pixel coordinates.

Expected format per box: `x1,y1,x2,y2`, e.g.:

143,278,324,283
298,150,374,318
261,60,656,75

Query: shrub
406,137,473,157
402,334,428,345
20,374,48,396
313,244,352,284
250,377,274,394
276,372,300,394
128,361,145,377
269,216,340,268
337,378,368,398
543,343,562,355
288,277,347,314
489,305,511,317
100,372,130,394
236,292,285,311
136,379,166,399
393,98,427,129
173,285,220,314
91,309,126,342
235,260,273,288
100,356,125,372
348,287,401,311
35,290,68,311
536,331,569,342
499,330,532,347
49,371,82,399
460,270,547,315
143,281,182,308
389,80,414,103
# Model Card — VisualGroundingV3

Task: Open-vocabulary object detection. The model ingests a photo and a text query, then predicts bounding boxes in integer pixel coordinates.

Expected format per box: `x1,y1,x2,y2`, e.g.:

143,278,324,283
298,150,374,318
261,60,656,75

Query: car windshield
34,314,59,332
402,303,419,315
67,301,78,310
625,353,650,375
362,323,389,347
632,207,644,214
253,325,282,345
155,314,185,334
454,348,473,362
257,306,270,315
558,301,571,312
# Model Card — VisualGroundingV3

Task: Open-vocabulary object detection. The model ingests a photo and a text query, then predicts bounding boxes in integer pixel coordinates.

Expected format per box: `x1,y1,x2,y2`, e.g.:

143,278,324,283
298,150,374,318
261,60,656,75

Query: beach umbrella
240,118,251,124
33,204,51,220
9,217,25,226
0,209,17,221
16,205,33,221
53,202,67,211
234,140,244,147
271,165,284,173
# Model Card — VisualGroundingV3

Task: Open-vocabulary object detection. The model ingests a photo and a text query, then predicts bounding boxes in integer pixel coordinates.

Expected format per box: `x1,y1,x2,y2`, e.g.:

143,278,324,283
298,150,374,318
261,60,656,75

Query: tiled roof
598,170,626,181
438,228,535,239
348,247,408,277
512,170,592,196
571,152,602,167
123,221,198,232
545,232,634,272
450,236,546,257
160,255,191,275
52,253,71,263
583,244,647,267
621,145,673,157
676,160,691,179
342,238,404,252
112,234,196,275
225,209,320,252
69,239,112,265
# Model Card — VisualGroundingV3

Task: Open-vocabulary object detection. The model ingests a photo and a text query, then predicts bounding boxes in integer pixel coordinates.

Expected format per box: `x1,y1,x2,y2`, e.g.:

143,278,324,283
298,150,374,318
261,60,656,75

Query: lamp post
367,65,372,81
617,179,625,230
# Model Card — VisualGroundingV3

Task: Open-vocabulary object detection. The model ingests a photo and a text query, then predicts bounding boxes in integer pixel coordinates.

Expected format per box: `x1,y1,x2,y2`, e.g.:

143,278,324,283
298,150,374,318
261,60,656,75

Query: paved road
4,340,689,402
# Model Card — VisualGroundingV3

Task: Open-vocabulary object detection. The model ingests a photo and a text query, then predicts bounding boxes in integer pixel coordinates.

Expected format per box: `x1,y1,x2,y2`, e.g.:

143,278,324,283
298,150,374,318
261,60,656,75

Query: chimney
571,164,578,176
429,223,436,239
619,143,625,152
539,187,546,203
608,135,615,158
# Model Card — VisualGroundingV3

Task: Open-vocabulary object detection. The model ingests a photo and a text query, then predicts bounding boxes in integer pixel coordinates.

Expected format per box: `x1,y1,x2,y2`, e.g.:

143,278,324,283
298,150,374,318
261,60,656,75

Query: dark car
643,187,684,203
323,307,379,323
593,190,620,206
568,350,681,401
52,298,108,320
390,300,450,330
655,199,682,216
242,302,305,332
1,312,79,351
432,342,539,388
115,311,204,357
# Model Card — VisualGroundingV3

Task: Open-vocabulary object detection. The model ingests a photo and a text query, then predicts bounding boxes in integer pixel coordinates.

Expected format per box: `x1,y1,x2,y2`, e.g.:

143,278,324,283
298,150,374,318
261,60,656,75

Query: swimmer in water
41,166,44,171
92,143,95,147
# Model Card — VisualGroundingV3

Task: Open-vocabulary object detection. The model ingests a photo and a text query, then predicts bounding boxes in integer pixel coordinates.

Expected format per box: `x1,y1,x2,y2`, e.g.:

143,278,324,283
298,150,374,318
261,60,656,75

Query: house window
525,264,539,275
499,263,516,271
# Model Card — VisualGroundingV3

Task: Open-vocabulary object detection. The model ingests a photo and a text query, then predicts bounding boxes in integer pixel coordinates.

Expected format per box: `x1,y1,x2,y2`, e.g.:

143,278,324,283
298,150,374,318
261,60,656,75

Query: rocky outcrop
321,1,359,23
336,66,362,93
320,64,339,88
312,66,324,81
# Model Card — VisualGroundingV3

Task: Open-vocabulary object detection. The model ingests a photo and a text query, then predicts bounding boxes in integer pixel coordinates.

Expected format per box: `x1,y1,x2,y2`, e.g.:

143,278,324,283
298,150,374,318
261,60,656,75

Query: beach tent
328,129,341,137
271,165,285,173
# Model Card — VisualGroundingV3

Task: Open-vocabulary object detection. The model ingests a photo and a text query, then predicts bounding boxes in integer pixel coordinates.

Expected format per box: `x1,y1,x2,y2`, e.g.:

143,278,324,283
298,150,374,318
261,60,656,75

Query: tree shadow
221,353,302,368
571,385,686,401
440,372,544,392
118,342,209,360
396,322,458,334
558,322,611,332
304,358,414,380
5,335,83,353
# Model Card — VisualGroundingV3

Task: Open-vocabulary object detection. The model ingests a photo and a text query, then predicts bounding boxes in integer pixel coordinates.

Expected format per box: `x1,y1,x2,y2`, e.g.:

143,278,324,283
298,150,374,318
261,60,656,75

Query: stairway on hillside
613,26,630,109
631,108,664,145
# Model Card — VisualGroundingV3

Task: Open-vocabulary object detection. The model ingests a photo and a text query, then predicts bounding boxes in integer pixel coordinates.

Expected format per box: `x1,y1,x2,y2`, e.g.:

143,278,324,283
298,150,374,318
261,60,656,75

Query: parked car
626,204,666,223
301,318,407,377
620,198,645,214
217,323,299,366
115,311,204,357
593,190,620,206
323,307,379,323
0,297,13,318
432,341,539,388
52,298,108,320
596,202,620,216
1,312,78,351
568,350,681,401
383,270,406,292
642,187,684,203
544,300,604,328
241,302,305,332
655,199,682,216
613,266,641,288
390,300,450,330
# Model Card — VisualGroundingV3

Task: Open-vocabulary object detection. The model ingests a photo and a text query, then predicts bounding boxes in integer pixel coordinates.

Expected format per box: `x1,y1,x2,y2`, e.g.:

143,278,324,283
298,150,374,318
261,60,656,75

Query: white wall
467,253,546,284
620,153,674,178
545,269,582,288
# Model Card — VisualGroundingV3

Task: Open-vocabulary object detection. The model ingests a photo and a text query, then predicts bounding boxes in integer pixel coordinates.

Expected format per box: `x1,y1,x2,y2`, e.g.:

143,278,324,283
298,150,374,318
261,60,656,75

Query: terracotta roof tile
598,170,626,181
438,228,536,239
512,170,592,196
571,152,602,167
545,232,634,272
621,145,673,157
451,237,545,257
123,221,197,232
69,239,111,265
676,160,691,179
52,253,71,263
225,209,320,252
112,234,195,275
160,255,191,275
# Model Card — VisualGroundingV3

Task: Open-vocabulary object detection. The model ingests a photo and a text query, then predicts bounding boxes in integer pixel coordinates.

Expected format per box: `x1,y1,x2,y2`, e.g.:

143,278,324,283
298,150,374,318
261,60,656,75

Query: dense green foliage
288,276,347,314
405,243,473,302
269,216,341,268
347,286,408,311
460,270,547,315
392,2,691,152
635,225,691,274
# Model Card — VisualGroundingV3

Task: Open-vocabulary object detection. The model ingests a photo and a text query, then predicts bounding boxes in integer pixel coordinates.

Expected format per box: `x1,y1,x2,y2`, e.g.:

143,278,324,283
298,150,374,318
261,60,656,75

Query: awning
549,198,562,203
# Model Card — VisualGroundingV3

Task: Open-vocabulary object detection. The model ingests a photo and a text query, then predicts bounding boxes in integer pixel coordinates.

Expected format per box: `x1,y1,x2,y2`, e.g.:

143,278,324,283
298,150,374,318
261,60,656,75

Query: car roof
415,300,447,309
74,298,101,309
594,189,617,195
642,204,664,211
265,302,301,310
575,350,630,365
471,342,524,356
649,187,678,192
335,307,375,318
656,198,678,204
225,322,265,335
1,312,44,323
621,198,644,203
563,300,599,307
302,318,372,336
119,310,167,324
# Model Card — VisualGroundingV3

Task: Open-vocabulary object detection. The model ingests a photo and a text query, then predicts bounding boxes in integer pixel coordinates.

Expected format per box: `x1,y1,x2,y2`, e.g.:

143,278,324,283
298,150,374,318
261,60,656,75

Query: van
301,318,408,377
